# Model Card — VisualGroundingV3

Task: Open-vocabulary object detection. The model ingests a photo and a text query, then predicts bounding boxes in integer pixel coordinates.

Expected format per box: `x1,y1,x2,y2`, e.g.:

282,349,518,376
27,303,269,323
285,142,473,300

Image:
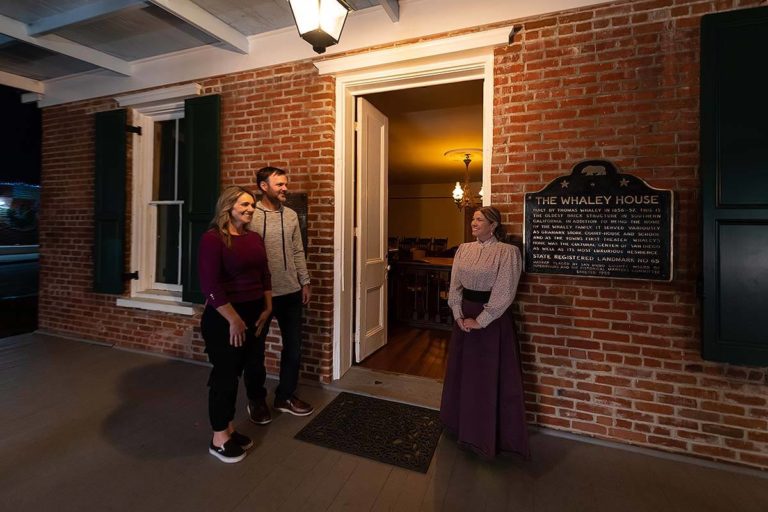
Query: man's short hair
256,166,287,187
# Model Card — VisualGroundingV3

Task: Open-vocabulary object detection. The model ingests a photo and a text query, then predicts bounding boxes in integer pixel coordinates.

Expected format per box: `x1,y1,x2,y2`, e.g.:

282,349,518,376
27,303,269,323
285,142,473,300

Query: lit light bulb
452,182,464,201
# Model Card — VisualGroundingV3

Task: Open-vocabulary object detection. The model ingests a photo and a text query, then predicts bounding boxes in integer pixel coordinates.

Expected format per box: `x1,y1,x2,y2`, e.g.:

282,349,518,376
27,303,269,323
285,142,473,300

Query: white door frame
317,28,510,380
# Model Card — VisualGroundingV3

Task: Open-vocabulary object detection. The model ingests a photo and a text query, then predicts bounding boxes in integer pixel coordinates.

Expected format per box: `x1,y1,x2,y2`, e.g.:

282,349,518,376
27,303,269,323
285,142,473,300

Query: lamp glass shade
290,0,321,34
289,0,349,52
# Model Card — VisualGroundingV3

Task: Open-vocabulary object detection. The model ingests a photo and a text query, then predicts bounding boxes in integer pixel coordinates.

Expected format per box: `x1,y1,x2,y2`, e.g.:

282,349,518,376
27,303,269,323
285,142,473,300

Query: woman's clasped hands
456,317,481,333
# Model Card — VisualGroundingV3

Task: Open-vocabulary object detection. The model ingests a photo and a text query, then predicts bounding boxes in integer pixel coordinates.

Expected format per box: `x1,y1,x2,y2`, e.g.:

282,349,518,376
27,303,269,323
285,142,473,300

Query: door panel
355,97,389,362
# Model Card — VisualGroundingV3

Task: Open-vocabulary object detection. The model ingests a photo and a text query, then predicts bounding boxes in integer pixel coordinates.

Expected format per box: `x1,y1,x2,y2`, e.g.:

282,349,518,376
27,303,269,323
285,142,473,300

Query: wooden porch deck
1,332,766,512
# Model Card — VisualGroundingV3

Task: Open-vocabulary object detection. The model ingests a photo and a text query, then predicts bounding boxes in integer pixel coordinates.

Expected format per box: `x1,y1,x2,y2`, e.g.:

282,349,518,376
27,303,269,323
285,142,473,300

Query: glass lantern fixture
288,0,351,54
444,148,482,210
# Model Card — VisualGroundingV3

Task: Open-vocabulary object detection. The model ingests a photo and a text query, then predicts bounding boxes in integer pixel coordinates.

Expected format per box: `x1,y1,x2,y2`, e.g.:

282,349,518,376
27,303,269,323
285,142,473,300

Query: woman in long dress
440,206,529,458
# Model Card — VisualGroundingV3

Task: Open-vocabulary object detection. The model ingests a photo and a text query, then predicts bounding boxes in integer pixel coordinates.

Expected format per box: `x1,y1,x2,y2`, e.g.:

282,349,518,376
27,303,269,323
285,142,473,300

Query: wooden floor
1,332,767,512
359,325,450,380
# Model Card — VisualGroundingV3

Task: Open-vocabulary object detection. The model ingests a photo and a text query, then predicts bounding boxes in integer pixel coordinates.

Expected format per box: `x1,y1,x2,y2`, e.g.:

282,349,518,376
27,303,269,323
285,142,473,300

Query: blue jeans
247,290,303,402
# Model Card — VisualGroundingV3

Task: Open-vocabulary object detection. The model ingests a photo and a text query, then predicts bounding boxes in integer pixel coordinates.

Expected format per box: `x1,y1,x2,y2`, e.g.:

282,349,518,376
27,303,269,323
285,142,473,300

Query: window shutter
181,95,220,304
93,109,127,294
701,7,768,365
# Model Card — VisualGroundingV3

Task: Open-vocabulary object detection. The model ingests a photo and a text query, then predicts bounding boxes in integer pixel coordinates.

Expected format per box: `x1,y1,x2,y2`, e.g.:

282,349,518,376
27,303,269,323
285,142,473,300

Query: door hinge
123,271,139,281
126,125,142,135
354,121,360,132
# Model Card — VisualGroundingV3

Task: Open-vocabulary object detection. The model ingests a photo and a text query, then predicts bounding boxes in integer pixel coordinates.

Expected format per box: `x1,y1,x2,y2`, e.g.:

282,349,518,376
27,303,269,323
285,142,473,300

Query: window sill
116,294,197,316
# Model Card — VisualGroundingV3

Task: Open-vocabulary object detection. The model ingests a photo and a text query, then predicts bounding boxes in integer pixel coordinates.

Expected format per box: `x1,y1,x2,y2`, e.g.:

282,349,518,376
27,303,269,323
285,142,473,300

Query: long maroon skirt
439,299,530,459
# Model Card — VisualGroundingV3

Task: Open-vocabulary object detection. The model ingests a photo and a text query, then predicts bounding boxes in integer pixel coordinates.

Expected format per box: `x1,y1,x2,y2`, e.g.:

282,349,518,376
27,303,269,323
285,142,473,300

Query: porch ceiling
0,0,399,94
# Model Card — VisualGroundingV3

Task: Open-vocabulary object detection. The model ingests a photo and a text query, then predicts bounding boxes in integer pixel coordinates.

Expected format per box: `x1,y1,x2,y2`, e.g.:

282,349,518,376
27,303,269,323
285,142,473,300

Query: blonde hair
476,206,506,241
209,185,256,247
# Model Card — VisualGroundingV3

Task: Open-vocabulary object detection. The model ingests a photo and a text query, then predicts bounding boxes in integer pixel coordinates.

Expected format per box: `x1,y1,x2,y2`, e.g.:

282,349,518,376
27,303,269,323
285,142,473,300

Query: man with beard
245,166,314,423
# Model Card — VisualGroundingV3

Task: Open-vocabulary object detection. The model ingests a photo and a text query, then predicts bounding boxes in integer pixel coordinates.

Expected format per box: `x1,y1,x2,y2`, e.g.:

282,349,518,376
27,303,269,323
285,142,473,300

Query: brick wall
40,62,336,379
493,0,768,470
39,0,768,470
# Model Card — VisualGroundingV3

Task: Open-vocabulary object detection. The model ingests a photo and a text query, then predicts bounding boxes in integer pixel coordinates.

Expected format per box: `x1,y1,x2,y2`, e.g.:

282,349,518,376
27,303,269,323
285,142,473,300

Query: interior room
356,80,483,380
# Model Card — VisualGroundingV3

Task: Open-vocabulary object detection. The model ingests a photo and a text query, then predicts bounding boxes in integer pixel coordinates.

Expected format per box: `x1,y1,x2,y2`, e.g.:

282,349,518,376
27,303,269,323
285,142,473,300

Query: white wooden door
355,97,389,362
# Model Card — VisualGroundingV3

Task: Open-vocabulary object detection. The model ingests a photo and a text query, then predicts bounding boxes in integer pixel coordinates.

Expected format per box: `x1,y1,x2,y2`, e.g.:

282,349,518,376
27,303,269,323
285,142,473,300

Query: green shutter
93,109,127,294
181,95,220,304
701,7,768,365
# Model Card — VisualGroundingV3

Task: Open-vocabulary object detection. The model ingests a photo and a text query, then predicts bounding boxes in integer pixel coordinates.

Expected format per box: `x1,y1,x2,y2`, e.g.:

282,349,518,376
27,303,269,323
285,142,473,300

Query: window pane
153,120,179,201
155,204,180,285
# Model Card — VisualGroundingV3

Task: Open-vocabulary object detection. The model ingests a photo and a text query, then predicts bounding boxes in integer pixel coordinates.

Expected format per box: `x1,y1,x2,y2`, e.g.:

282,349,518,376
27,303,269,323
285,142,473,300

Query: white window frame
113,84,201,315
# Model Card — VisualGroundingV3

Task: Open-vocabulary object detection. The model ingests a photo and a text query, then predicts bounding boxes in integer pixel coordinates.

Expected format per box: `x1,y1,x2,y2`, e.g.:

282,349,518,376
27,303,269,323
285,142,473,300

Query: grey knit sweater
249,201,310,297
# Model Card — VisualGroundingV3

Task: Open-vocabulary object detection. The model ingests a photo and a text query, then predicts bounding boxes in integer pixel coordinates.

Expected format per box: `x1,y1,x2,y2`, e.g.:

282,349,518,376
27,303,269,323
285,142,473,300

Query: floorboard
1,332,766,512
359,325,449,380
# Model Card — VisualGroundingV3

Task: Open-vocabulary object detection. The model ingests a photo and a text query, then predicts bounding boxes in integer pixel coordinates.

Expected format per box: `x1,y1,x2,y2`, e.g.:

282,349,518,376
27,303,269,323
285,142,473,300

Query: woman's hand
459,318,482,332
228,316,247,347
254,309,272,338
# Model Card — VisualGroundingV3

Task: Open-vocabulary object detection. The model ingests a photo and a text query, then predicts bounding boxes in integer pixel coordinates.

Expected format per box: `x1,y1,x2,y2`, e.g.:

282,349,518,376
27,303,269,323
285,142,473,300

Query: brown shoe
274,396,314,416
247,400,272,425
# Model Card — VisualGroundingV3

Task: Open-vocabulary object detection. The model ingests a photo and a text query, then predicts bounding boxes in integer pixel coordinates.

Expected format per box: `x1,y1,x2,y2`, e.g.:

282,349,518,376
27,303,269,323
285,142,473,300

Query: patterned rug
295,392,443,473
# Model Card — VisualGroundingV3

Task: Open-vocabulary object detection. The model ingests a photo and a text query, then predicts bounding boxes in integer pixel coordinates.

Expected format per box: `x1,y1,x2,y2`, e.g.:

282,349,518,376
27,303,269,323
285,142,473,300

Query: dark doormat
294,392,443,473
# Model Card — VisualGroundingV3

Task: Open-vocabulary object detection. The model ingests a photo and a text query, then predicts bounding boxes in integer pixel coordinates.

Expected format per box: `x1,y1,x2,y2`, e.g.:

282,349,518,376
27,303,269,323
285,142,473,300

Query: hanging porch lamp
288,0,351,54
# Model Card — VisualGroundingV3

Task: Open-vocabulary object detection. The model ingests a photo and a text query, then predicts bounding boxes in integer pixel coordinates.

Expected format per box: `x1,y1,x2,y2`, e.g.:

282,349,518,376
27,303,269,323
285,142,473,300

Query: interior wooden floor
2,332,767,512
358,324,450,380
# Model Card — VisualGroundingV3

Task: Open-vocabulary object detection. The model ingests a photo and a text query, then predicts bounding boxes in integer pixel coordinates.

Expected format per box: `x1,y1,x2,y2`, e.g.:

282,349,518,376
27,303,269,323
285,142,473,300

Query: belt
463,288,491,303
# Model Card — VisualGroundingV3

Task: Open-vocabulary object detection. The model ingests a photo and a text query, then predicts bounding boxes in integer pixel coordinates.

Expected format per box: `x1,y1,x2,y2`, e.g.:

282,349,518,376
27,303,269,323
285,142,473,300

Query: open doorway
354,80,484,380
325,40,499,385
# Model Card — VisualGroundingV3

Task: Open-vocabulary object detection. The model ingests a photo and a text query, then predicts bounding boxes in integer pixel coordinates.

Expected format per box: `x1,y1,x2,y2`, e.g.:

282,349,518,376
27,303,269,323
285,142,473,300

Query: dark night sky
0,85,41,185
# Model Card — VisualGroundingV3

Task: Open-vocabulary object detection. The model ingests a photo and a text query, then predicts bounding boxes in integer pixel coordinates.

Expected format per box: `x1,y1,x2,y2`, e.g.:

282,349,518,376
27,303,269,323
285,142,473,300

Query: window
151,117,185,290
93,84,220,314
131,107,187,303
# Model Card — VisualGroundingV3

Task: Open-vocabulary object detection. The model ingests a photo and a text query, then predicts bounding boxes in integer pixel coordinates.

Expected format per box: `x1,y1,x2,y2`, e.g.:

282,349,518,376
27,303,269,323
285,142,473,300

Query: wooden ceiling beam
380,0,399,22
0,70,44,94
0,14,133,76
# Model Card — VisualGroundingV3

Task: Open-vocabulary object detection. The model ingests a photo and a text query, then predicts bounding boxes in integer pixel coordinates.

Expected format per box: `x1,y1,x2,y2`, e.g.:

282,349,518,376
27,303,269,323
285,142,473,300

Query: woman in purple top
440,206,529,459
198,185,272,463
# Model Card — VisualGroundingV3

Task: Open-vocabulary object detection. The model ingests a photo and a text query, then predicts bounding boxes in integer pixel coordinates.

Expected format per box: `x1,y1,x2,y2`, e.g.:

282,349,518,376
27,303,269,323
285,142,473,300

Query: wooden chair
415,237,431,251
430,237,448,255
399,237,416,251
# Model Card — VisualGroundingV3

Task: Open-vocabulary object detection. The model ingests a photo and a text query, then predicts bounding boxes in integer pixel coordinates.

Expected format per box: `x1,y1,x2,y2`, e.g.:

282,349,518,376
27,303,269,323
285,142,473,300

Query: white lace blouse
448,236,523,328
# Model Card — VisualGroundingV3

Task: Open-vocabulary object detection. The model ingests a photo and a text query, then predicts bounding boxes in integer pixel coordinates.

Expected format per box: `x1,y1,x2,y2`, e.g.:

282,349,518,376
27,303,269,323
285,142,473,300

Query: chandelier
444,148,482,210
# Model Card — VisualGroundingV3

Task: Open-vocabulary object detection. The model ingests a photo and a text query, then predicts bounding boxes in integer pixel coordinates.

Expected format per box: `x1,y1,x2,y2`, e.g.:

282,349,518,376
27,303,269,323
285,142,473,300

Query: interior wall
388,182,481,248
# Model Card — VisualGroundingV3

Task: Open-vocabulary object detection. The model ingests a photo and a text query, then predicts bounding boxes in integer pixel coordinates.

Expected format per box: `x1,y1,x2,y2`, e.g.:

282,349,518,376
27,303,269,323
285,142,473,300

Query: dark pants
201,299,265,431
249,290,303,402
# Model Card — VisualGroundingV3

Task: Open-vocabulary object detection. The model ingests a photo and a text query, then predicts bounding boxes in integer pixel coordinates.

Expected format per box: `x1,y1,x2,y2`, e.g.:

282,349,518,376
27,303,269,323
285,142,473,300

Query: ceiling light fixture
288,0,351,54
445,148,482,211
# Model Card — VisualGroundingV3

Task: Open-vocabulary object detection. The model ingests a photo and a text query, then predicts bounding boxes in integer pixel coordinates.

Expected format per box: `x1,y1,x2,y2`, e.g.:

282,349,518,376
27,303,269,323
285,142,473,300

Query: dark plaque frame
524,160,673,281
283,192,309,253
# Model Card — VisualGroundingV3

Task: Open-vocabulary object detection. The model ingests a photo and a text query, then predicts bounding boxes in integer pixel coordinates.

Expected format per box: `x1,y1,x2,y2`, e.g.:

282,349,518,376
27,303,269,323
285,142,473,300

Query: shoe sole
247,404,272,425
274,406,314,417
209,447,246,464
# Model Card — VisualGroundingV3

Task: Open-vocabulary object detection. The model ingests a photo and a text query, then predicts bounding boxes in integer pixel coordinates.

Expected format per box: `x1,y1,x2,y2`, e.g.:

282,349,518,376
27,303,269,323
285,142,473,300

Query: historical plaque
284,192,308,252
524,160,673,280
